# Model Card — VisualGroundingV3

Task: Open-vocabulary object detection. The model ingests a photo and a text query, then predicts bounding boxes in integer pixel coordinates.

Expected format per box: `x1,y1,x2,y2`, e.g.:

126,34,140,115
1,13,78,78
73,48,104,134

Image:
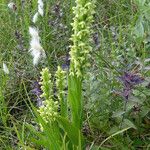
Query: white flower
30,48,44,66
38,0,44,16
32,12,39,23
29,27,46,66
8,2,15,10
29,27,39,40
3,63,9,74
8,2,14,9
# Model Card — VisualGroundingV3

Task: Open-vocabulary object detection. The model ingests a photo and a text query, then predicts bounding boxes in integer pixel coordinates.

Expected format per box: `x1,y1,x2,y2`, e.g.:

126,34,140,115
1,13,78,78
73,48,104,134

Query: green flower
40,68,53,100
69,0,96,77
38,99,58,124
38,68,58,124
55,66,67,117
55,66,66,98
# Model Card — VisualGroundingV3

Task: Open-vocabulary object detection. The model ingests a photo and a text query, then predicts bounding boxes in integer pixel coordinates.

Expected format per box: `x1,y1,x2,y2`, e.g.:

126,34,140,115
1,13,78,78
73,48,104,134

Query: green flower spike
38,68,58,124
69,0,96,77
55,66,67,117
40,68,53,100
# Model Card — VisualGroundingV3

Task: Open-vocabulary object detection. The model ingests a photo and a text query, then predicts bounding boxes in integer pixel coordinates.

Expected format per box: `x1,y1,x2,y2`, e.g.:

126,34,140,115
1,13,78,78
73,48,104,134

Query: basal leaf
57,116,84,147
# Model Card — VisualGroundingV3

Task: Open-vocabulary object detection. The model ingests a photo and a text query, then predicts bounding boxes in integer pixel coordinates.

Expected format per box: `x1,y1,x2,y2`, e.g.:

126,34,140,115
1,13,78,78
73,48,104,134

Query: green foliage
26,67,84,149
0,0,150,149
68,75,82,129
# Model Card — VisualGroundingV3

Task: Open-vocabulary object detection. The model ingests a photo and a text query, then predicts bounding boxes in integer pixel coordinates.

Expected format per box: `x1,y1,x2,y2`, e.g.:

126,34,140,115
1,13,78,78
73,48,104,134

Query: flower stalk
68,0,96,129
38,68,58,124
55,66,67,118
69,0,96,77
35,0,96,148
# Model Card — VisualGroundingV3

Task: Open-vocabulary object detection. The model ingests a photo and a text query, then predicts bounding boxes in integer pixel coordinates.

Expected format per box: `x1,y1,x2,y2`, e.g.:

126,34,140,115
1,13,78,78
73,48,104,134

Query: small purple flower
31,81,42,96
119,72,144,86
118,72,144,100
31,81,43,106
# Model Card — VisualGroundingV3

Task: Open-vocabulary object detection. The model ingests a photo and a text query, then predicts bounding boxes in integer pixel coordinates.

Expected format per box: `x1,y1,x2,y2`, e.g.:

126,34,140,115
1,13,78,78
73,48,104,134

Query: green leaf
141,106,150,117
68,76,83,129
130,96,144,105
57,116,84,147
126,101,135,111
26,124,50,148
134,17,144,38
25,105,61,150
99,127,131,147
108,126,120,135
140,0,146,6
135,0,146,6
112,111,125,118
123,119,137,129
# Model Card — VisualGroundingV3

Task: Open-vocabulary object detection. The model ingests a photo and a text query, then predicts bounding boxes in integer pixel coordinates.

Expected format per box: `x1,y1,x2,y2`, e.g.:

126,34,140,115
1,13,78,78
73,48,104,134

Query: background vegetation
0,0,150,149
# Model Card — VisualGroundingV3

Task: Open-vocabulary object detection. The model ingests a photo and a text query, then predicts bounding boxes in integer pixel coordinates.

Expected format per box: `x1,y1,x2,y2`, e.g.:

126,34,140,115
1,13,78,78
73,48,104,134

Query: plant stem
120,100,127,129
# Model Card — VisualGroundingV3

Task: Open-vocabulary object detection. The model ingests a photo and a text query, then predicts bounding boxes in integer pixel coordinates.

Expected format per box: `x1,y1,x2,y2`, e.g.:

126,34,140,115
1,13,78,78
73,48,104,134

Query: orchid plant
27,0,96,149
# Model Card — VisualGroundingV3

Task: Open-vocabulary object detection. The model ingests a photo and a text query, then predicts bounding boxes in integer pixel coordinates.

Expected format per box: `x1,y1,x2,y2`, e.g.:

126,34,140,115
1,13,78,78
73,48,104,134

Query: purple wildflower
118,72,144,100
119,72,144,86
32,81,42,96
31,81,43,106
